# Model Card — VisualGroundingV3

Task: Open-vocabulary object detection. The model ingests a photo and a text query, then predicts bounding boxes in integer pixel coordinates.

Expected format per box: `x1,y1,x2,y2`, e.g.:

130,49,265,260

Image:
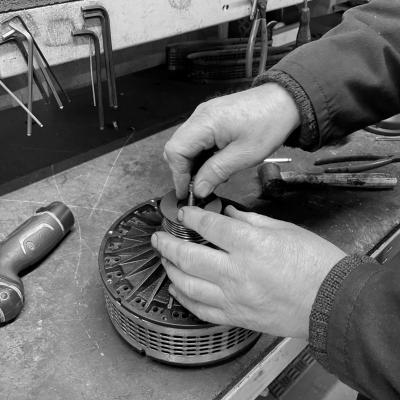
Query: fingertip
168,284,177,297
224,205,237,217
151,233,158,249
194,180,213,198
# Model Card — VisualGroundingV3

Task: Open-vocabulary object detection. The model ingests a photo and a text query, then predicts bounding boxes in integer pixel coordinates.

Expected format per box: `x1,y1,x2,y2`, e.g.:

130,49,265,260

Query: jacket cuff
309,255,378,370
252,70,319,150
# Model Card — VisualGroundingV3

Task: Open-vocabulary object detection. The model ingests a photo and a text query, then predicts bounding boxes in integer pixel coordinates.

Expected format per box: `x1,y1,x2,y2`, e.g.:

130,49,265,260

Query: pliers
246,0,271,79
314,154,400,173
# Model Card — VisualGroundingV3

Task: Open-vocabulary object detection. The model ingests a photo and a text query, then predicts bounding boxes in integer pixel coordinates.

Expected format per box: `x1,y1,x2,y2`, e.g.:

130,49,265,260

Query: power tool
0,201,74,324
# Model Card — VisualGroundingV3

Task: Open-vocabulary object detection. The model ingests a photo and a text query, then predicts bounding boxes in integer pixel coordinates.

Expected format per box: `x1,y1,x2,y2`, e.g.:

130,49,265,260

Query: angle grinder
99,190,261,366
0,201,74,324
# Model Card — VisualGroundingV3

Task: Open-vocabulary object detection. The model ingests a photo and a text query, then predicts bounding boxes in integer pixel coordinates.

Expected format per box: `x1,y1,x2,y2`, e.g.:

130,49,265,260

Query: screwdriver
296,0,312,47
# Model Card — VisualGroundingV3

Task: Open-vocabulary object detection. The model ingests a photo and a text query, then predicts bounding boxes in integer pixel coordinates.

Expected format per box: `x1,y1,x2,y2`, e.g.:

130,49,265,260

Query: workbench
1,126,399,400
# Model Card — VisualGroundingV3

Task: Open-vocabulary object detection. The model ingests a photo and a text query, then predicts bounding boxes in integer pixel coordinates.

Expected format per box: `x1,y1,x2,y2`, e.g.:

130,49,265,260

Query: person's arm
309,255,400,399
256,0,400,150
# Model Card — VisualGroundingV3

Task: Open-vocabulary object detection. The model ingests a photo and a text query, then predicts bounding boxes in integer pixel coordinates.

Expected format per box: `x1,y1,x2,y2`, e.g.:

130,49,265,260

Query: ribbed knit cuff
252,69,319,151
309,255,377,369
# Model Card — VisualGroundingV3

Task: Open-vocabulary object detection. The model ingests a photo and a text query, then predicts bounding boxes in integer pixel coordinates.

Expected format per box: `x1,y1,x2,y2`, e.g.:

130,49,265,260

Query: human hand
163,83,300,199
151,206,346,338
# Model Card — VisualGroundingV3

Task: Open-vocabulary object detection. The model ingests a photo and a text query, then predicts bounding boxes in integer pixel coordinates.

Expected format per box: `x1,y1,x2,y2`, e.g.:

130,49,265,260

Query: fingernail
196,181,212,198
151,233,158,248
177,208,184,222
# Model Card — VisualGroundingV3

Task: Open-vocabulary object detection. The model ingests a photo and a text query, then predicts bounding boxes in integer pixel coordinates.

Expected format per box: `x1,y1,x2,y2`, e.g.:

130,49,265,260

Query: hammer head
257,162,288,198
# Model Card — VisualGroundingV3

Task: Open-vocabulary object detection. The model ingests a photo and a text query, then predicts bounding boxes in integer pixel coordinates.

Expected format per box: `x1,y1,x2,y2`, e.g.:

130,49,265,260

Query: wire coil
162,217,206,244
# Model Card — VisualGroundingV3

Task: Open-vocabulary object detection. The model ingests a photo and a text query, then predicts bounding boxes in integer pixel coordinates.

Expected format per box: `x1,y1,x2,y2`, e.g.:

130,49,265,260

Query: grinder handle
0,201,74,284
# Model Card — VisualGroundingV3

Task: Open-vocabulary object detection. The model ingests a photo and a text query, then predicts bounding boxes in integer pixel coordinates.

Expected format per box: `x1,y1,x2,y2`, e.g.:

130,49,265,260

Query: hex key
0,37,50,103
3,28,33,135
82,9,115,108
7,22,64,110
82,6,118,109
72,29,104,130
0,79,43,127
1,15,70,103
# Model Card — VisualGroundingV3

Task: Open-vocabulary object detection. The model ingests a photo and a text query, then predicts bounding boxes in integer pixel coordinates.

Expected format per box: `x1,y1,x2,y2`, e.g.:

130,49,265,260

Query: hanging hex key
82,6,118,109
7,22,64,110
1,15,70,103
0,79,43,127
3,28,34,136
72,29,104,130
0,37,50,104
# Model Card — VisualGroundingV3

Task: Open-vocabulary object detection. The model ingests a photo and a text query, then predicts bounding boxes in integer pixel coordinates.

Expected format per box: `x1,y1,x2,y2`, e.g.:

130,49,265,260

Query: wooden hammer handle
281,171,397,189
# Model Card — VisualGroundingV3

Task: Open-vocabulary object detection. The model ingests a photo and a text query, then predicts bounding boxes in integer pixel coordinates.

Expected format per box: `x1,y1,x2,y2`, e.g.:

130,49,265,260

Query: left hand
151,206,346,339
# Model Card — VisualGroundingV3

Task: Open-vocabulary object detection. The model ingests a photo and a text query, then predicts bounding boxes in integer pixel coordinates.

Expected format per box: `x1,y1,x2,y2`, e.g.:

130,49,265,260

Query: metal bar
0,37,50,104
72,29,104,130
0,79,43,128
4,27,33,136
1,15,70,103
82,6,118,109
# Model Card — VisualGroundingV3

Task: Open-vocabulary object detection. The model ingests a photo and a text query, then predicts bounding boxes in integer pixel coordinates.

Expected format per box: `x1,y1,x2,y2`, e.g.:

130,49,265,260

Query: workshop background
0,1,388,400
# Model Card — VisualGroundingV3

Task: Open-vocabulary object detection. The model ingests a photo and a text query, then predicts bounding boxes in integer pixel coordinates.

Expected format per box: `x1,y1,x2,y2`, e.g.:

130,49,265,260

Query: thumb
194,143,260,198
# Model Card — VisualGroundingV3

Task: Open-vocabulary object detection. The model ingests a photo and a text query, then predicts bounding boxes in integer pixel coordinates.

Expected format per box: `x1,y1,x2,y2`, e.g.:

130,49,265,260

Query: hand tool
0,79,43,127
376,137,400,142
0,37,50,104
3,28,33,136
0,202,74,324
246,0,269,79
6,22,64,110
82,6,118,109
296,0,312,47
314,154,400,173
72,29,104,130
1,15,70,103
257,163,397,197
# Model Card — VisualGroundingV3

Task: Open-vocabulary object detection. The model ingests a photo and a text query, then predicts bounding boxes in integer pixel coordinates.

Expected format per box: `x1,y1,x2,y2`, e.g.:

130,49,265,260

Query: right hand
164,82,301,199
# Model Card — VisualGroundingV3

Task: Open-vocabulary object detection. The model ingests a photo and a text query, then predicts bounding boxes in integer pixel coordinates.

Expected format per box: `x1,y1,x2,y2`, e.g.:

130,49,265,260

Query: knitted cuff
252,69,320,150
309,255,377,370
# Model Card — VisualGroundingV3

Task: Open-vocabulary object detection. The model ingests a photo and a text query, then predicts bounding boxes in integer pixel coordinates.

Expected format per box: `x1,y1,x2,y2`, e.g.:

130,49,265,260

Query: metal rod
263,158,292,163
2,15,70,103
0,37,50,103
4,27,33,136
82,6,118,109
0,80,43,127
72,29,104,130
89,38,96,107
376,137,400,141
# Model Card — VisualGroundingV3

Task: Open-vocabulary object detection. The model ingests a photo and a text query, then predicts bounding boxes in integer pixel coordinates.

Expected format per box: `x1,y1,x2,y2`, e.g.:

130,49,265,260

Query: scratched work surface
1,126,400,400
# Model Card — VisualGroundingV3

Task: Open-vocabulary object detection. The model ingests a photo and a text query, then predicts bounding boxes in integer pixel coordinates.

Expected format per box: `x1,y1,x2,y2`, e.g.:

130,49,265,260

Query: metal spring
162,218,206,244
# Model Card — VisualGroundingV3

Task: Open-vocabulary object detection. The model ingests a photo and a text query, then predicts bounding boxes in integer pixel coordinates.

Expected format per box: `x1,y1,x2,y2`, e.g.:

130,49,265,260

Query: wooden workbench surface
0,126,399,400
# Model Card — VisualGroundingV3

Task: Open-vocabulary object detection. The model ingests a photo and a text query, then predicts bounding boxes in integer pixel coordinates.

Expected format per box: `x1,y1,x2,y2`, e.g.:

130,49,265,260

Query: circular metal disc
160,190,222,224
99,197,260,366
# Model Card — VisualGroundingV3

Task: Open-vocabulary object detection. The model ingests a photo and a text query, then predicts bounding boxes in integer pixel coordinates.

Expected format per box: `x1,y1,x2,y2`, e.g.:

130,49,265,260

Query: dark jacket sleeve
260,0,400,149
309,255,400,400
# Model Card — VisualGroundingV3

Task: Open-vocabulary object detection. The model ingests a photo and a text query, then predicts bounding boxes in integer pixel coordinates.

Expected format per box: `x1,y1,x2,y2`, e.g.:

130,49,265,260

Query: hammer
258,163,398,196
0,202,74,324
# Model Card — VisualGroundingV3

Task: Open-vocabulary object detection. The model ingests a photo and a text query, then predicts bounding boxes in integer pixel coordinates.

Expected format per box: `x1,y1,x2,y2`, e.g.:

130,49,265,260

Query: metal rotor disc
99,195,260,366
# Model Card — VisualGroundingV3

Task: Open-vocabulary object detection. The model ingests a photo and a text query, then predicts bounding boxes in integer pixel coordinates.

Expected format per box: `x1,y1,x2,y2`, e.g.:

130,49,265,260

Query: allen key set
72,5,119,130
0,15,68,136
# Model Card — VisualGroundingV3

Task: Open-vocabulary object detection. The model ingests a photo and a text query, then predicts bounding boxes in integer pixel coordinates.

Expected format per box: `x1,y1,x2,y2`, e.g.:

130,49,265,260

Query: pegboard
0,0,81,13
